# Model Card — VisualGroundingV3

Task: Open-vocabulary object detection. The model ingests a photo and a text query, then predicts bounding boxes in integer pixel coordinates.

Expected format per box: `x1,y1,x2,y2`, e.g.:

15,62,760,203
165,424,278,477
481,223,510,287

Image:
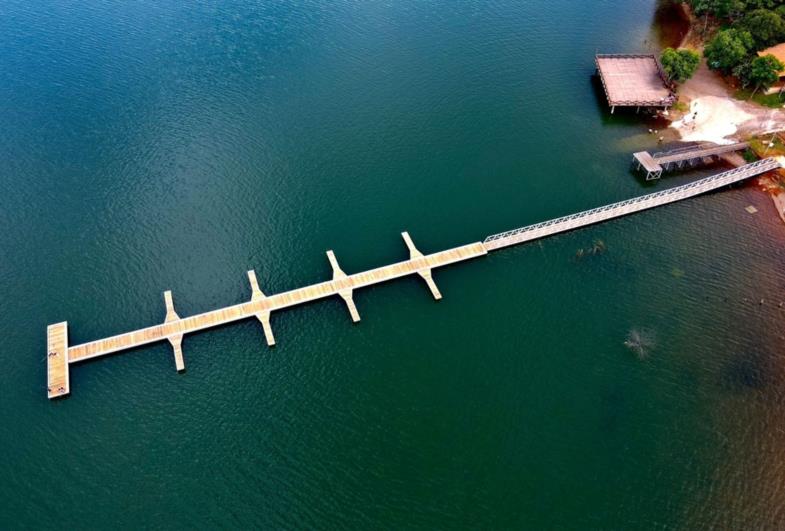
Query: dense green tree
732,59,754,85
660,48,701,82
718,0,748,18
689,0,784,20
747,53,784,94
690,0,743,33
744,0,785,11
738,8,785,48
704,28,755,71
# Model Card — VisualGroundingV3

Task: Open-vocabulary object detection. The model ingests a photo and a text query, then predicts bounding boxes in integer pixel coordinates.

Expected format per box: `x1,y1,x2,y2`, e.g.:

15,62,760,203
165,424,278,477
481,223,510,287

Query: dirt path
670,60,785,143
666,52,785,224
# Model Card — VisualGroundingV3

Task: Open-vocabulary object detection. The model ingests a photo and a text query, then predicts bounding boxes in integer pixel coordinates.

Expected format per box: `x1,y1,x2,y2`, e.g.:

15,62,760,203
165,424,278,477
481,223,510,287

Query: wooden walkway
48,234,486,398
633,142,749,180
47,158,780,398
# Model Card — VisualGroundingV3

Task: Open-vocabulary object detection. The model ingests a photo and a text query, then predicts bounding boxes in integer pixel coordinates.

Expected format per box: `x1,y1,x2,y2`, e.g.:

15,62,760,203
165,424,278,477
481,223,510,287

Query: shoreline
655,2,785,224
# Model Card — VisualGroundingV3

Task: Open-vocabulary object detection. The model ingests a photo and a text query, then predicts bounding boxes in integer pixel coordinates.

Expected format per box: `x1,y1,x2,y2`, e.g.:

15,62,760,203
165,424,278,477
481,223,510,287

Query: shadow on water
589,75,673,132
629,167,663,187
590,76,656,125
599,384,627,434
629,157,727,187
651,0,691,49
720,343,774,393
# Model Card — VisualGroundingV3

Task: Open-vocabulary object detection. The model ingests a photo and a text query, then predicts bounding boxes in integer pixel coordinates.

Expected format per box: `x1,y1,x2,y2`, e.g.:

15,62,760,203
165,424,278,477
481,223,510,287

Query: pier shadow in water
599,384,627,434
720,343,773,393
589,74,671,128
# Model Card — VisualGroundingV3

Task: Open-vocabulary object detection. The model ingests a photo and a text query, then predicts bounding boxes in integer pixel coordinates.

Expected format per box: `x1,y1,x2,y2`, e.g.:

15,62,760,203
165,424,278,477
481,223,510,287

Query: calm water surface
1,1,785,528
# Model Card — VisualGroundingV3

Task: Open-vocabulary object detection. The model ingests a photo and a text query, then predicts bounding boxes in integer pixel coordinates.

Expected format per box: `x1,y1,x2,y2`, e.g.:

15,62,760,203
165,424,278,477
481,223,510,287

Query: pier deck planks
64,242,487,366
46,322,69,399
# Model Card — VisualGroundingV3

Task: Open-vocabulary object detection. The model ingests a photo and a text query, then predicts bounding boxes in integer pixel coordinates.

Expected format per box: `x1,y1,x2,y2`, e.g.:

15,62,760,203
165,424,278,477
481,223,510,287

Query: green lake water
2,1,785,528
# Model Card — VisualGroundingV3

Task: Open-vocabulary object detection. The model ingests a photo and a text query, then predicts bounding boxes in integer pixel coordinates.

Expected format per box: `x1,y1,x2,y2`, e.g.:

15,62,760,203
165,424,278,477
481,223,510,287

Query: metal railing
484,158,780,247
652,142,748,163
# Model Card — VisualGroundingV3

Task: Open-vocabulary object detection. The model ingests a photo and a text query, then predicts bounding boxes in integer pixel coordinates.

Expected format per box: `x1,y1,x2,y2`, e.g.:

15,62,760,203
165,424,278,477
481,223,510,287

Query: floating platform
46,322,69,399
595,54,676,113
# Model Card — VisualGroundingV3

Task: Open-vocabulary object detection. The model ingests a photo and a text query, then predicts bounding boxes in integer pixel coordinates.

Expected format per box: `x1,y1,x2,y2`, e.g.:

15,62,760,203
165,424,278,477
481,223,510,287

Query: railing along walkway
484,158,779,250
653,142,749,165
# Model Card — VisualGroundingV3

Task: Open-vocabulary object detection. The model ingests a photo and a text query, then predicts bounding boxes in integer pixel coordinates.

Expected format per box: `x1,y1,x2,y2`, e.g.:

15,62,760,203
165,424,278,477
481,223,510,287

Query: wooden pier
595,54,676,114
47,235,487,398
633,142,749,180
47,158,780,399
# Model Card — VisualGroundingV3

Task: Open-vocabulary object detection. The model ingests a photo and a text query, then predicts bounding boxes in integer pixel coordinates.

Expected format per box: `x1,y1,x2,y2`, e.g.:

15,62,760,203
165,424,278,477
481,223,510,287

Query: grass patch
748,135,785,158
672,100,689,112
734,88,785,108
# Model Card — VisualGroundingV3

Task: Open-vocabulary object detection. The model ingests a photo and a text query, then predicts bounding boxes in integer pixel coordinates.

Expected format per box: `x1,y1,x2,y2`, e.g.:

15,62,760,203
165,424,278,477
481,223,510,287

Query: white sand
671,96,754,144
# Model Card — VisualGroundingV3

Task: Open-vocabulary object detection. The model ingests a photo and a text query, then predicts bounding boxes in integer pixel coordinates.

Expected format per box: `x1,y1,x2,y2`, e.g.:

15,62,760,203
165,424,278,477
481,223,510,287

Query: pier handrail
651,142,749,163
484,158,780,248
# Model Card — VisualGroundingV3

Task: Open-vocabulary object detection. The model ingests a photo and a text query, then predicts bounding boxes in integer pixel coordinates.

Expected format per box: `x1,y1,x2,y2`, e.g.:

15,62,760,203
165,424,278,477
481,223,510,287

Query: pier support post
163,290,185,372
401,231,442,300
247,269,275,346
46,321,70,399
326,250,360,322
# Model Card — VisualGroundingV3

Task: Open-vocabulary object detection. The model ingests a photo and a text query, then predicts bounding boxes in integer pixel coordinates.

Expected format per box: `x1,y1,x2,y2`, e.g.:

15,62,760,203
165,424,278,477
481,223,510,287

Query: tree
704,28,755,72
732,60,753,86
689,0,747,21
660,48,701,82
691,0,714,34
738,8,785,48
717,0,746,19
748,54,784,96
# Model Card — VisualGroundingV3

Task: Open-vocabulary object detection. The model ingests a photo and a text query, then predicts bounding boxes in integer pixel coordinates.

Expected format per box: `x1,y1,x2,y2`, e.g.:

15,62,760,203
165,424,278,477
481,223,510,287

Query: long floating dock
47,158,780,399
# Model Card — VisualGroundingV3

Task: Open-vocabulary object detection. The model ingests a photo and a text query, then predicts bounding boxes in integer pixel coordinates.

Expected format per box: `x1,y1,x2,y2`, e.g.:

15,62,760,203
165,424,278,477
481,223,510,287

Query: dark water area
652,0,691,49
1,1,785,528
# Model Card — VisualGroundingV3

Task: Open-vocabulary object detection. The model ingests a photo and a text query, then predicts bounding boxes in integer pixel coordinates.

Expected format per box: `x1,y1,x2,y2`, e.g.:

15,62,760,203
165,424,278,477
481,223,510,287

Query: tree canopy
738,8,785,48
748,54,784,91
684,2,785,97
704,28,755,71
660,48,701,82
688,0,785,30
691,0,746,20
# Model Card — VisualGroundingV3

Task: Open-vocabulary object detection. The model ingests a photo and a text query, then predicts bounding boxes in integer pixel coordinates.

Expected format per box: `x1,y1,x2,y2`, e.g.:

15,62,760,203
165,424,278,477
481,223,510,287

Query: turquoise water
2,1,785,528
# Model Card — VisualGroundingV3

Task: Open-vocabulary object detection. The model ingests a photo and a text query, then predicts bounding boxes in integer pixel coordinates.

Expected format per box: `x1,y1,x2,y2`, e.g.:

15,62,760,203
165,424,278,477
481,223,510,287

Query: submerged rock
624,328,656,359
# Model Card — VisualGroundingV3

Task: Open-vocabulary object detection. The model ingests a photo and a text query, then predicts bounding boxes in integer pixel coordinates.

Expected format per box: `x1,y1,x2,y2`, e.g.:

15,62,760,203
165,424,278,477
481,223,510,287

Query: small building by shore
595,54,676,113
757,44,785,92
757,43,785,71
